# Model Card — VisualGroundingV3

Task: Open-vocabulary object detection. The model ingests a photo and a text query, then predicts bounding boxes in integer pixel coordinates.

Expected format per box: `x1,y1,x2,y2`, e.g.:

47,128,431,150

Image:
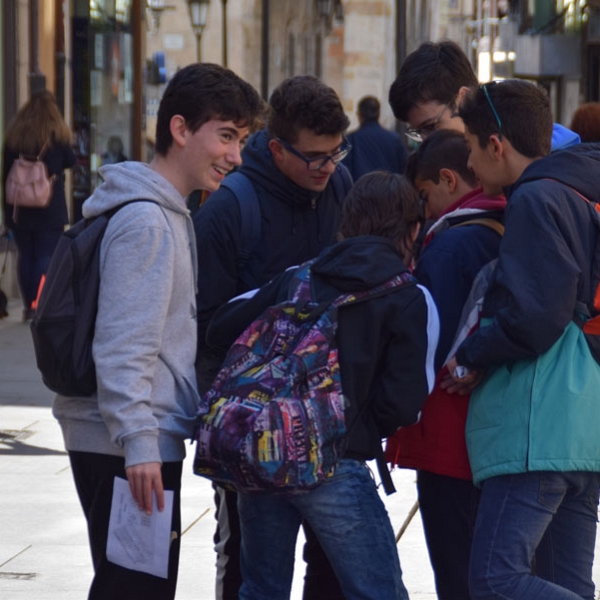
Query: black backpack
31,200,155,396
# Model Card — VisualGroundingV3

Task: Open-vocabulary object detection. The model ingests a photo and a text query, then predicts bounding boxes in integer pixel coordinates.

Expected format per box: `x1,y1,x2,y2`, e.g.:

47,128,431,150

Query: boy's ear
455,86,472,110
268,138,285,161
170,115,187,148
439,167,458,193
489,134,505,159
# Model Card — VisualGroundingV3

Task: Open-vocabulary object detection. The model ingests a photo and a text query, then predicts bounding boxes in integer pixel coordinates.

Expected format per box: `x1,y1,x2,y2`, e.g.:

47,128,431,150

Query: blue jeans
238,459,408,600
469,471,600,600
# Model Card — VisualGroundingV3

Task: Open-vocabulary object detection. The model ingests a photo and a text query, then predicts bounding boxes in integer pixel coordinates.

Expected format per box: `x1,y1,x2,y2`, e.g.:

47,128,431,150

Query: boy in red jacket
386,129,505,600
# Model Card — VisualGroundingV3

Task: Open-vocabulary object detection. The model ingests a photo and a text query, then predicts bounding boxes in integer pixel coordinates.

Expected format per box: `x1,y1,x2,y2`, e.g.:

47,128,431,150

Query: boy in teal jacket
447,79,600,600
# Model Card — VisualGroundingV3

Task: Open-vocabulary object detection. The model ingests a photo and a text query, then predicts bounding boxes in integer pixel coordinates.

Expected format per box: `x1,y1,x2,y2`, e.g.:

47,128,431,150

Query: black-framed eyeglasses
405,103,451,144
276,137,352,171
481,83,503,141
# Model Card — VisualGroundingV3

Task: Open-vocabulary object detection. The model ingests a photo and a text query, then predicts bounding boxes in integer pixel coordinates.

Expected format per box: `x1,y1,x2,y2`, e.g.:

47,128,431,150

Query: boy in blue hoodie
448,79,600,600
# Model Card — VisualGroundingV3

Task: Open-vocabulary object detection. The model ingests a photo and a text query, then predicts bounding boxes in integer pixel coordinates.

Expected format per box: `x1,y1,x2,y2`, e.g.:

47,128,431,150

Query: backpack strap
290,263,415,494
331,164,352,206
219,172,261,276
450,217,505,237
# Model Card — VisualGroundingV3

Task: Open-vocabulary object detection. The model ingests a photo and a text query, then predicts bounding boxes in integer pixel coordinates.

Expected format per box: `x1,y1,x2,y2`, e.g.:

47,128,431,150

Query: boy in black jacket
206,172,439,600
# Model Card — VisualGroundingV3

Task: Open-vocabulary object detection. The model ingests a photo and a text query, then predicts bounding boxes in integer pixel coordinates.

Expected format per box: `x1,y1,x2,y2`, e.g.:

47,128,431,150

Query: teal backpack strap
220,172,262,283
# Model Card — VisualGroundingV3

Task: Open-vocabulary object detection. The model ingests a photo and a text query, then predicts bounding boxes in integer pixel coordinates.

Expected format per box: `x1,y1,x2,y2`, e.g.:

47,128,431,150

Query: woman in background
2,90,76,320
570,102,600,143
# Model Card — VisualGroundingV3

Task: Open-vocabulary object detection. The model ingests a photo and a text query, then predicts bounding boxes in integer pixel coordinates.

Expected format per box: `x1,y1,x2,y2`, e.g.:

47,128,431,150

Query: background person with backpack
203,172,439,600
1,90,76,321
51,63,263,600
193,74,353,600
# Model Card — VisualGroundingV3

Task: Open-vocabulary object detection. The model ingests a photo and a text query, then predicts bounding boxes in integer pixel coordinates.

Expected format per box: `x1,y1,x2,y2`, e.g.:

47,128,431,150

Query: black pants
417,470,481,600
13,227,62,309
69,451,182,600
214,485,346,600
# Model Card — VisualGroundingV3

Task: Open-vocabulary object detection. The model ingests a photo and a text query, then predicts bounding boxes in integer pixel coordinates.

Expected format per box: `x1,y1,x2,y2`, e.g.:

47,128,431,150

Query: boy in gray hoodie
52,63,262,600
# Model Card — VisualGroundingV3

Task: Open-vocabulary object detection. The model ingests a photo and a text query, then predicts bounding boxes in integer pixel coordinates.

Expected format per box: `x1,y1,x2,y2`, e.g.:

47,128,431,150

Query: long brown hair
5,91,73,156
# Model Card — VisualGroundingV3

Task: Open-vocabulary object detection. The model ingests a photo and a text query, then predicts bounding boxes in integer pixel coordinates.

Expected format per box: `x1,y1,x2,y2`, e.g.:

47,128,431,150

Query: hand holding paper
107,476,174,579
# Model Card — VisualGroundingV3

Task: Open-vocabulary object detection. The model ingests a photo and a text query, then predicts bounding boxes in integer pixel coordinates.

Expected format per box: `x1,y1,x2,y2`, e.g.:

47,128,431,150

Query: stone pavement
0,296,598,600
0,298,437,599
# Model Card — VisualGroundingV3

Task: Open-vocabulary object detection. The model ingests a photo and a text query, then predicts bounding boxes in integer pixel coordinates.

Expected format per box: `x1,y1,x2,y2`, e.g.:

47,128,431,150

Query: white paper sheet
106,476,174,579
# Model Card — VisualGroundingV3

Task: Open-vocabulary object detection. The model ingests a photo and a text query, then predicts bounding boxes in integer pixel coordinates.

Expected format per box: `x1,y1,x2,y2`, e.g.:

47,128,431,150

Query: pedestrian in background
194,74,352,600
1,90,76,321
341,96,407,179
53,63,263,600
570,102,600,142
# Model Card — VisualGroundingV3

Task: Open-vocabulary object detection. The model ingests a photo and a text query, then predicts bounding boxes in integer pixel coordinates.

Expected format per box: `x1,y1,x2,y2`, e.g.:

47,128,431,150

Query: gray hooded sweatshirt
53,162,200,467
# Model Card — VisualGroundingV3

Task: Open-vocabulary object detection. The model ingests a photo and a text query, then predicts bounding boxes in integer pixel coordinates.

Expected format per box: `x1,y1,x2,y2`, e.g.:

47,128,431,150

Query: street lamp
187,0,211,62
334,0,344,24
146,0,176,33
316,0,334,19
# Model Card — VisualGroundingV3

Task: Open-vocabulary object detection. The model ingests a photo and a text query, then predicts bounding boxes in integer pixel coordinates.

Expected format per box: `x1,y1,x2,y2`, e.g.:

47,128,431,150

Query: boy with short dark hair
448,79,600,600
53,63,262,600
387,129,505,600
389,41,476,143
194,74,352,600
389,40,580,152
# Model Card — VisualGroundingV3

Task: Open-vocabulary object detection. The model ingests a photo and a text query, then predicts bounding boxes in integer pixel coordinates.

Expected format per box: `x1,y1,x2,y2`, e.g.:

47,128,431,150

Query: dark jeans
214,485,345,600
417,470,481,600
470,471,600,600
69,451,182,600
13,227,62,308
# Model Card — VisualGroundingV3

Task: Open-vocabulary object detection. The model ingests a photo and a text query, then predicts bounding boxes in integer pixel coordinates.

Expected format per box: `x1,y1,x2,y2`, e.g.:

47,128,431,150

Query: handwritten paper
106,476,174,579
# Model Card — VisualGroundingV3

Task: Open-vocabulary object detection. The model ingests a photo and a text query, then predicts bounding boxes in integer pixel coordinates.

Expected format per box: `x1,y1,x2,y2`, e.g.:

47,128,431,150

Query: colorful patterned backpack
193,260,415,494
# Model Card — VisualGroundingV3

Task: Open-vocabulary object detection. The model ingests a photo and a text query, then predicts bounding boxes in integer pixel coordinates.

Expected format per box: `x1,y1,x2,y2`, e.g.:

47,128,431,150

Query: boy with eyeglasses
389,40,581,151
193,74,352,600
389,41,476,144
446,79,600,599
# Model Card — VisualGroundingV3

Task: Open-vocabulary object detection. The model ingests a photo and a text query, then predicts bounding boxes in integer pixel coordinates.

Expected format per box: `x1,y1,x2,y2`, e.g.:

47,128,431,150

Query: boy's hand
126,462,164,515
441,356,484,395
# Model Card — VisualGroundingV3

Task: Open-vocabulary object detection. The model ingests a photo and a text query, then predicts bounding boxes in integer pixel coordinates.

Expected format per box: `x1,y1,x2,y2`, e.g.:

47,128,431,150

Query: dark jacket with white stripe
206,235,439,462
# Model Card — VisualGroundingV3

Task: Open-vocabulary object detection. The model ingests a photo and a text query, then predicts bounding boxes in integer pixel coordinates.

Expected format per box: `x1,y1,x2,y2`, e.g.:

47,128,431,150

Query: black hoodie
207,235,439,462
194,129,352,392
458,143,600,367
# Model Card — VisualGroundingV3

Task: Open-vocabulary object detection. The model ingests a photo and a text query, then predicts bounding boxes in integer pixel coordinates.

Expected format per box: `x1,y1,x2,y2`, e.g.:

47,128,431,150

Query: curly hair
338,172,423,258
268,75,349,143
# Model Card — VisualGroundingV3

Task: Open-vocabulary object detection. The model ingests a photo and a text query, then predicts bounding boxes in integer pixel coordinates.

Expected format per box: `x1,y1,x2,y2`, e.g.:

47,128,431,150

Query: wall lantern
187,0,212,61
